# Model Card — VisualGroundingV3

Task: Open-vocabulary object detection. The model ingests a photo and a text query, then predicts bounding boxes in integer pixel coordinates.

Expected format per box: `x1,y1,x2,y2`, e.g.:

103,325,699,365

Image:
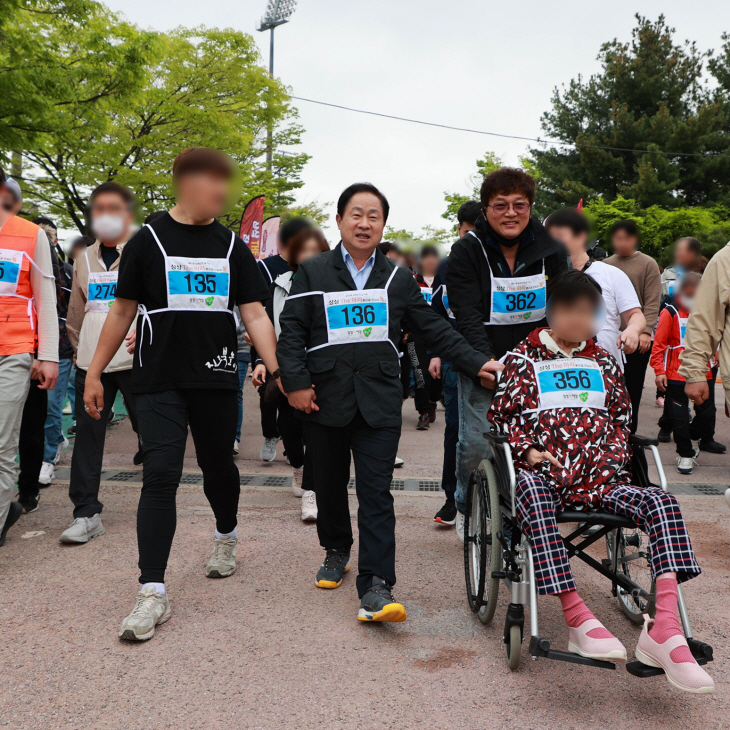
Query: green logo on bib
363,327,372,337
579,392,589,402
107,301,113,308
523,312,531,320
205,296,214,307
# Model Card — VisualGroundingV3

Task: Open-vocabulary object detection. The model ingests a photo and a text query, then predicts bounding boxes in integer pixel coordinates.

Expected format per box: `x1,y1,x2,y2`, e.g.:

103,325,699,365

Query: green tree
17,20,308,233
529,15,730,210
0,1,153,156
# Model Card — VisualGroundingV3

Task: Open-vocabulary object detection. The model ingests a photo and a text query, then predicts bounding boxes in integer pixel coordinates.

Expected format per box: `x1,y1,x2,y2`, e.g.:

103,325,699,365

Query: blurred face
484,192,531,241
547,225,587,257
419,252,439,277
175,171,232,220
547,298,602,344
0,187,21,215
90,192,134,243
611,229,639,257
678,279,699,310
295,236,323,266
70,242,87,261
336,192,385,256
675,240,698,270
385,249,406,267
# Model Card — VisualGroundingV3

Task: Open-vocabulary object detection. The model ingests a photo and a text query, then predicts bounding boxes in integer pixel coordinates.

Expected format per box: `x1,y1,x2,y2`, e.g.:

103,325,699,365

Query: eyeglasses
486,202,531,215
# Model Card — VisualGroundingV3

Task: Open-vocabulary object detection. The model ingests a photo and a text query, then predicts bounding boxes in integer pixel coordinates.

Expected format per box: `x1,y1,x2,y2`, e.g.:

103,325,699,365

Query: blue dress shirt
342,244,376,290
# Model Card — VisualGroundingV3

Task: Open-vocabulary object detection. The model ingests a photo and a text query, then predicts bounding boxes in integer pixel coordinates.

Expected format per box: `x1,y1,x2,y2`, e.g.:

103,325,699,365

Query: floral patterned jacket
488,327,633,507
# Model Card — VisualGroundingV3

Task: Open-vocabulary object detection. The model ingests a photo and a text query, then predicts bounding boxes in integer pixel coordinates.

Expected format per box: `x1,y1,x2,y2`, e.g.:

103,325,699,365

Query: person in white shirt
546,209,645,369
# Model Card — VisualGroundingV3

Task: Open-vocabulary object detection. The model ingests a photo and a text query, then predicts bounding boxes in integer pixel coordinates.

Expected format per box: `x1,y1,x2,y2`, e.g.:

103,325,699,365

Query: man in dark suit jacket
277,183,501,623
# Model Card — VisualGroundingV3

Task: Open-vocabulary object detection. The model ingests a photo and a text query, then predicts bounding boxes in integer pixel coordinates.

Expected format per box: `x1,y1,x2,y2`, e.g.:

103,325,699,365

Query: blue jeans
235,354,250,441
441,361,459,500
43,357,74,462
455,373,493,514
67,364,76,415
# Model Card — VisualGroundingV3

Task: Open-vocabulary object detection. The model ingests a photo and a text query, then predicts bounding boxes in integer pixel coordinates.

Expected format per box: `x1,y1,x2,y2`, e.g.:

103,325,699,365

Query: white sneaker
291,467,305,497
677,456,696,475
455,512,465,543
62,402,72,415
206,536,238,578
118,586,171,641
233,440,240,455
260,436,280,462
301,490,317,522
394,456,404,468
38,462,55,485
692,440,700,459
53,436,69,464
725,488,730,509
60,514,105,543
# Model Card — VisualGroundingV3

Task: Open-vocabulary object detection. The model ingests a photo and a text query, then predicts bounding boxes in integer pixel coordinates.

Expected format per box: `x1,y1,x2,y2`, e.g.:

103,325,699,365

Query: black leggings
136,389,239,584
17,380,47,500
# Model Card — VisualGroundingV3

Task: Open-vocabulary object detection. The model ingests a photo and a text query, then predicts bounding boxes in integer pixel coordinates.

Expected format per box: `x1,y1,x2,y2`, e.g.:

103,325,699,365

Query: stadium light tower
257,0,298,171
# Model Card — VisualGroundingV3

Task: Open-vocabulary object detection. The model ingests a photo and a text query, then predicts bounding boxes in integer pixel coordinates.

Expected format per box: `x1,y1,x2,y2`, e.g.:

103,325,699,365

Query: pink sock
649,576,694,663
559,591,613,638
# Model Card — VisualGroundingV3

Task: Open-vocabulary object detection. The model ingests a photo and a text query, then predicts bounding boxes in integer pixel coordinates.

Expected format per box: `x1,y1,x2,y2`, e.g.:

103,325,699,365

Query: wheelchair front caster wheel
506,624,522,670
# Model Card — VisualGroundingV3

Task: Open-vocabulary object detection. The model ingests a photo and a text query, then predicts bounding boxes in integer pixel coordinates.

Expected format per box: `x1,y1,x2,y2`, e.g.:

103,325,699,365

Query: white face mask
92,214,126,242
680,295,695,311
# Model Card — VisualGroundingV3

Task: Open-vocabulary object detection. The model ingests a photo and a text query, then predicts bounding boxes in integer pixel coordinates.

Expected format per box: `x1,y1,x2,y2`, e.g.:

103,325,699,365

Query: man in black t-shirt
83,148,280,642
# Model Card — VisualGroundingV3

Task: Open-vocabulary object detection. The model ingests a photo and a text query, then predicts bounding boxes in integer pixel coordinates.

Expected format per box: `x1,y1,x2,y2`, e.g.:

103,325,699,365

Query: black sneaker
17,493,40,514
0,501,23,547
657,428,672,443
358,577,407,623
434,499,457,526
699,439,727,454
417,412,430,430
315,549,351,589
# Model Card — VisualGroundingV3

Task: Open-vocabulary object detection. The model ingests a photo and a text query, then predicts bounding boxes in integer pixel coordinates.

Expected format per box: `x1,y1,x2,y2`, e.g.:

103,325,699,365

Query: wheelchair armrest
483,428,509,445
630,434,660,448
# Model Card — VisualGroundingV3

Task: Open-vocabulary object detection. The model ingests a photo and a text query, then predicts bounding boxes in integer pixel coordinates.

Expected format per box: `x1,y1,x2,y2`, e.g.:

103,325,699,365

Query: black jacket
278,243,489,428
445,216,567,364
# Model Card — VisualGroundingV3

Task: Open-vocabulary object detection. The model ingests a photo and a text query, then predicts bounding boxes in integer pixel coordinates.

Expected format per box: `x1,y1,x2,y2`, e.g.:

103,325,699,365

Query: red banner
239,195,265,258
259,216,280,260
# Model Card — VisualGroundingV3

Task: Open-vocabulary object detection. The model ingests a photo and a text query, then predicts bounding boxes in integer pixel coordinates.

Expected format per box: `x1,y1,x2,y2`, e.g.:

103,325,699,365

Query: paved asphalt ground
2,373,729,729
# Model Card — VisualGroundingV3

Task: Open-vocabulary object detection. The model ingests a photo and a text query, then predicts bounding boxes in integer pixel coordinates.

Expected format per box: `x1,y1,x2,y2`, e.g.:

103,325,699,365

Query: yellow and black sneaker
357,577,407,622
315,549,351,589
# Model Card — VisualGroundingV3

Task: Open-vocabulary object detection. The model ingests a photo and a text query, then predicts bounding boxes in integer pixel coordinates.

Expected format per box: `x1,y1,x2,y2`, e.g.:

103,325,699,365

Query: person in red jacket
651,273,719,474
489,269,713,694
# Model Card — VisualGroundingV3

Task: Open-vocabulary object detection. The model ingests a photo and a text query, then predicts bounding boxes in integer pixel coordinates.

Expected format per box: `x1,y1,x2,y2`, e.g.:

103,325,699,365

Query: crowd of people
0,150,726,694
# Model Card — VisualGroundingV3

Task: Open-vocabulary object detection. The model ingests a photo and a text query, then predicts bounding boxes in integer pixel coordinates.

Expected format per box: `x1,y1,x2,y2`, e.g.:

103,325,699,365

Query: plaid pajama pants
515,471,701,595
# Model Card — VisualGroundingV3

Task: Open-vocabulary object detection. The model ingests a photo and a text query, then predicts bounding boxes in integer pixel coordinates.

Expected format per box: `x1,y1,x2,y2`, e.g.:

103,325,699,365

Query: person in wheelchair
488,269,714,694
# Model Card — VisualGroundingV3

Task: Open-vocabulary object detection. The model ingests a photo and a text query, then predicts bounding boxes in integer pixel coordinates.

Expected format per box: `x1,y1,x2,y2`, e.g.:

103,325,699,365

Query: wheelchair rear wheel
606,528,655,624
464,469,487,613
464,460,503,624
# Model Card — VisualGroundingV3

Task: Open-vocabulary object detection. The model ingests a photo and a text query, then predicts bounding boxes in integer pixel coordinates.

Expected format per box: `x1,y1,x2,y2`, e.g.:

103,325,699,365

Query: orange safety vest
0,215,41,356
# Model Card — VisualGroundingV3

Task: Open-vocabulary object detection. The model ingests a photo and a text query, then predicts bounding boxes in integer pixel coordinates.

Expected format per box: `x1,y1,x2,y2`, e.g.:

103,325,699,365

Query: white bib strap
144,222,167,259
24,250,56,280
226,231,235,259
385,266,398,290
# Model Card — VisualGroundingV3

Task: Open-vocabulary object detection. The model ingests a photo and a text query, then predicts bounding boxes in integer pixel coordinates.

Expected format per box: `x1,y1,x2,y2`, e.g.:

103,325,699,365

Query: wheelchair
464,429,715,675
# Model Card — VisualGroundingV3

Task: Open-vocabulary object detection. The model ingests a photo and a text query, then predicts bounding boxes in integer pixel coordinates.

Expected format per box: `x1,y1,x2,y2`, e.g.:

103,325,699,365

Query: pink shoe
656,397,665,408
568,618,627,661
635,616,714,694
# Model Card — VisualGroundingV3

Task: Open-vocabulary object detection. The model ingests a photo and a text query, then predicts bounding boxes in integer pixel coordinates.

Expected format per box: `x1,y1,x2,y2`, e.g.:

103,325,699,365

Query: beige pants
0,353,32,527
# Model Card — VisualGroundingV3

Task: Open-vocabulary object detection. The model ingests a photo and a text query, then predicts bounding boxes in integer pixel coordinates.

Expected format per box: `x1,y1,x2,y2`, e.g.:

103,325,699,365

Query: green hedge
584,197,730,265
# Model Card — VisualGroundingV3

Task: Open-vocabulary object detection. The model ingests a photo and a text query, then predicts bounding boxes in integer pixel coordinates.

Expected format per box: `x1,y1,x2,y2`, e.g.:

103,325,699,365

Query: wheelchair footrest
529,637,616,670
626,638,713,678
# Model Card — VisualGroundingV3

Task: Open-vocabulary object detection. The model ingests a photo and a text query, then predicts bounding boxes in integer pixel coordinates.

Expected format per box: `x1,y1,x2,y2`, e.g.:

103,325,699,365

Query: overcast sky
102,0,727,242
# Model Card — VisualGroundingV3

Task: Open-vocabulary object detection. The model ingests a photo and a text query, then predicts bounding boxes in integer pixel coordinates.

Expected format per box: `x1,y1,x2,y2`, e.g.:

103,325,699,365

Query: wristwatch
272,368,283,380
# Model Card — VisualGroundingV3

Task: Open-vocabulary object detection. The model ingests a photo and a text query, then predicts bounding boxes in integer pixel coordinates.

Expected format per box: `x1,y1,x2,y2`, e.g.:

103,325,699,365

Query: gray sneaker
60,514,105,544
119,586,171,641
260,436,280,462
206,536,238,578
